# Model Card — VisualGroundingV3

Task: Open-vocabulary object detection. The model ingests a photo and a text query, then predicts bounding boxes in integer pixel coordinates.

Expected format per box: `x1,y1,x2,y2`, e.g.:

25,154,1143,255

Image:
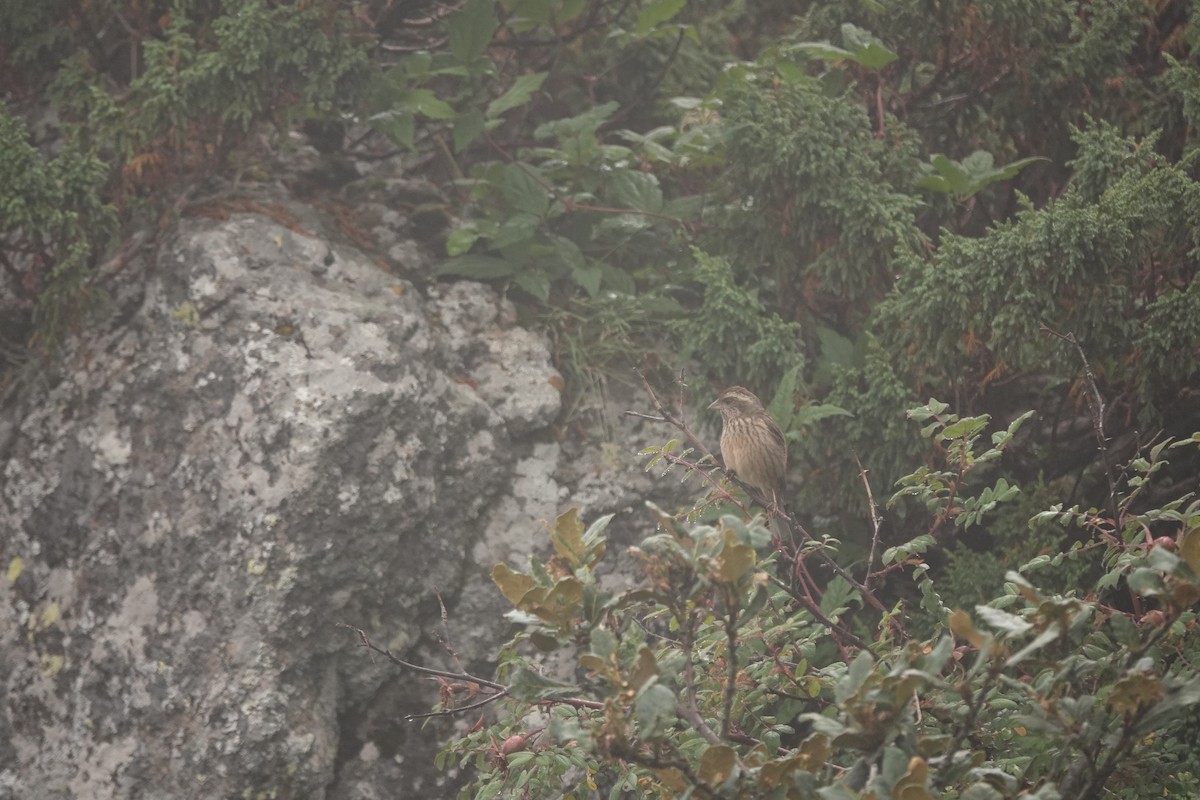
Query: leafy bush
418,407,1200,799
1,0,370,346
0,105,116,347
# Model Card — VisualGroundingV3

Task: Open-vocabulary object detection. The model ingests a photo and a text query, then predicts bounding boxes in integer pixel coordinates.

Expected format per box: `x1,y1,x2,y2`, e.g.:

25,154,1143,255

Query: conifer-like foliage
6,0,1200,796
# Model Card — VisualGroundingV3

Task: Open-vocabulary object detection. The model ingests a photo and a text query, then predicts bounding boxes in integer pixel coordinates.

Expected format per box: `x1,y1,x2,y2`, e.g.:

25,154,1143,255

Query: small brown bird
708,386,788,509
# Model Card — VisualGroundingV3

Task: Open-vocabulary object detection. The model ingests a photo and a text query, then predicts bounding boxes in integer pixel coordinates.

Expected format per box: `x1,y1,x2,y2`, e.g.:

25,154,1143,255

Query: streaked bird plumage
708,386,787,507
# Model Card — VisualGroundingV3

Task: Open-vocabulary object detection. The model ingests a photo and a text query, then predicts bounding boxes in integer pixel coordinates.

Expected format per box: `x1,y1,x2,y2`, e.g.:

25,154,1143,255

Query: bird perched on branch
708,386,790,539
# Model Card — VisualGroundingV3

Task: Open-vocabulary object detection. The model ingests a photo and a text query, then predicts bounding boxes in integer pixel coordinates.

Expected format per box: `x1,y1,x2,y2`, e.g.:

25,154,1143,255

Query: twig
720,590,739,739
1039,323,1119,522
767,574,868,652
341,623,506,690
405,689,509,721
855,451,883,591
678,608,723,745
433,589,466,674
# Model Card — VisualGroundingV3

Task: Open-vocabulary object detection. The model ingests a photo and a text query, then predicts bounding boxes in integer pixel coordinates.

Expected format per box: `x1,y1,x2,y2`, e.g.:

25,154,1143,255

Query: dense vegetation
5,0,1200,797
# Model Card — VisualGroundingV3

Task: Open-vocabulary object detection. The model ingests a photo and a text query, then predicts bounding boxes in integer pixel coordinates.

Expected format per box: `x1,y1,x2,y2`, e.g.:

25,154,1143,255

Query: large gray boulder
0,207,612,799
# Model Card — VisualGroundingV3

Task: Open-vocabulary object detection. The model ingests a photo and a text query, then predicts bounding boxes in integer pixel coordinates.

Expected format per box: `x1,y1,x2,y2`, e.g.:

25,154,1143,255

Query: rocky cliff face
0,191,659,798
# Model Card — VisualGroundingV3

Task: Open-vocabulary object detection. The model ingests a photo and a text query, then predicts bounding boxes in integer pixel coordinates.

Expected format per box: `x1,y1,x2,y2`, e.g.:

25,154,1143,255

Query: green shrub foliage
436,414,1200,799
7,0,1200,794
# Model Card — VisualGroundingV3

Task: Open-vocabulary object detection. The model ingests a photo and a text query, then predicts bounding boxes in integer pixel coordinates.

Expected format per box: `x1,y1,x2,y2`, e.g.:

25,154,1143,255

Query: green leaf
662,194,707,219
789,403,853,430
597,263,636,294
571,263,603,297
514,270,551,301
369,110,415,149
974,605,1032,635
835,651,874,703
608,171,664,213
961,784,1005,800
819,575,857,619
446,0,497,63
406,89,456,120
487,72,548,119
590,626,618,660
445,226,479,256
920,151,1048,198
1128,567,1166,596
790,42,855,62
453,108,486,153
436,255,517,279
840,23,897,69
634,681,677,738
634,0,686,36
502,163,552,217
492,212,540,249
767,365,803,427
507,666,579,701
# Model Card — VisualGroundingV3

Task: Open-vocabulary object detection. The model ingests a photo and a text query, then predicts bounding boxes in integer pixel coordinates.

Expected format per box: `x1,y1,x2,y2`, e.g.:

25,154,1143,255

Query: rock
0,208,567,799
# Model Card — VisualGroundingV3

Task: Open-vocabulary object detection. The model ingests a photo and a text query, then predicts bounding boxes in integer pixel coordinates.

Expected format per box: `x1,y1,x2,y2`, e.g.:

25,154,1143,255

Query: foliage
8,0,1200,795
1,0,370,346
714,60,925,321
431,410,1200,799
0,104,116,347
668,248,805,395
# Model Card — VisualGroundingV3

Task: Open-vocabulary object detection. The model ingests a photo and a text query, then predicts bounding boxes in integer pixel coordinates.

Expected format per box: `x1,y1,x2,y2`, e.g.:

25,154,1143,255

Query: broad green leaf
505,0,555,26
453,108,485,152
789,403,854,430
514,270,551,301
597,263,636,294
492,212,540,249
790,42,855,62
507,666,579,701
608,171,664,213
437,254,517,279
534,102,619,141
571,263,603,297
445,226,479,256
446,0,497,63
1128,567,1166,596
590,626,618,660
974,605,1031,635
634,0,686,36
840,24,896,69
502,163,552,216
1180,527,1200,574
835,650,874,703
487,72,548,119
369,110,414,149
819,575,857,618
634,681,676,738
662,194,707,218
766,365,801,426
406,89,456,120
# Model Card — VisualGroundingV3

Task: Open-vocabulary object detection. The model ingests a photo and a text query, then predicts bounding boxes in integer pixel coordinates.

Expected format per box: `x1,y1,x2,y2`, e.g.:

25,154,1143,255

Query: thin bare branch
1039,323,1119,522
341,623,505,690
855,451,883,591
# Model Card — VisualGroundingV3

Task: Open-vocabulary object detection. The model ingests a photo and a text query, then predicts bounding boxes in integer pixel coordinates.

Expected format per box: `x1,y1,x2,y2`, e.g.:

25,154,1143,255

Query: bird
708,386,790,539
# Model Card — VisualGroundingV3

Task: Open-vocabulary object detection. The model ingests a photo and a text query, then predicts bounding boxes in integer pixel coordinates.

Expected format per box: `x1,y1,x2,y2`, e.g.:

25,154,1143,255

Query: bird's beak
707,398,720,411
